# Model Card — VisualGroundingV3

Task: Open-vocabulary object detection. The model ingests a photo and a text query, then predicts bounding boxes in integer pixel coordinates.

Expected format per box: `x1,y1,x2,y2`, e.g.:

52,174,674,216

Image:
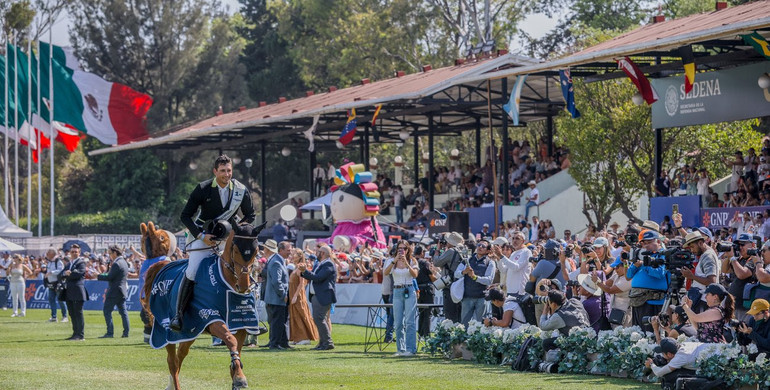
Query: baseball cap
483,223,490,228
485,288,505,302
528,180,536,186
697,227,713,240
654,338,679,355
593,237,609,248
492,237,508,246
610,258,625,268
736,233,754,243
640,230,660,241
748,299,770,315
704,283,728,299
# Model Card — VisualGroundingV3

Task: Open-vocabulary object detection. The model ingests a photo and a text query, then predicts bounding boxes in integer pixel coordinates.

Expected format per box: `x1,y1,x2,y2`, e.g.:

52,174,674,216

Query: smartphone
672,203,679,214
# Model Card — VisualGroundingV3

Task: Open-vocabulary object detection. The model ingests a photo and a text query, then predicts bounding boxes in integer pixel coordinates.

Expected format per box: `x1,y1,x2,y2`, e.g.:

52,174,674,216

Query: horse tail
140,260,171,325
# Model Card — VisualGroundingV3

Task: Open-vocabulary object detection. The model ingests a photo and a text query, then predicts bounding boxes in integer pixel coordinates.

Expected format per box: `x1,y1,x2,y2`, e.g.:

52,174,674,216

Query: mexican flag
38,42,153,145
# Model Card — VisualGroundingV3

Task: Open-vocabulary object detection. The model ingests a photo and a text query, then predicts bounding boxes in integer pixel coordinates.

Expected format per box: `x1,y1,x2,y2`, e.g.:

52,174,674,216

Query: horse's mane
140,260,171,325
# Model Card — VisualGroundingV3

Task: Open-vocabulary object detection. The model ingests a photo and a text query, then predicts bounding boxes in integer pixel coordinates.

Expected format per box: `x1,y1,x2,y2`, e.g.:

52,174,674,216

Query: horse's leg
235,329,247,357
165,344,180,390
208,322,248,389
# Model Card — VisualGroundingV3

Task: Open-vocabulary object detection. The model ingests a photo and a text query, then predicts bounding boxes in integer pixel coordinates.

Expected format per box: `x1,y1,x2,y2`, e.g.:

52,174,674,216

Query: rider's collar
211,179,233,190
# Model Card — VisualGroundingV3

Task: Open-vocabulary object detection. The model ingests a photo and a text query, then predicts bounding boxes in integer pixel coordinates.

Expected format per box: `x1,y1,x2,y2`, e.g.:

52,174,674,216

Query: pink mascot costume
321,162,386,250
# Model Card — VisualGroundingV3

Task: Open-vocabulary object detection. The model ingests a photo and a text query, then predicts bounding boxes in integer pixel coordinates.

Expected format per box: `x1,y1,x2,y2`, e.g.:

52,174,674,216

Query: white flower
493,328,504,339
467,320,481,334
756,353,767,365
748,343,759,355
440,319,454,329
629,332,642,342
453,323,465,332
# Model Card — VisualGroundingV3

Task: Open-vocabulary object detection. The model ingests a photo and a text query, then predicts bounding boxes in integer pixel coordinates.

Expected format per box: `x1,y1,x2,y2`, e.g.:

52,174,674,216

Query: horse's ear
140,223,148,236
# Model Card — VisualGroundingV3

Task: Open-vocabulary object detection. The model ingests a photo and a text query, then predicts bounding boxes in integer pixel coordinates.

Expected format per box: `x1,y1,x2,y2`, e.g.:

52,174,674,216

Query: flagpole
26,36,32,231
13,36,19,226
48,21,55,236
36,39,42,237
3,34,9,215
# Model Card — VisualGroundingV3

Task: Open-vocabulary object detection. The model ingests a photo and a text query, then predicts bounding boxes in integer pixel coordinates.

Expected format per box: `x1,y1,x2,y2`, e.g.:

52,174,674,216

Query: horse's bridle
223,238,256,293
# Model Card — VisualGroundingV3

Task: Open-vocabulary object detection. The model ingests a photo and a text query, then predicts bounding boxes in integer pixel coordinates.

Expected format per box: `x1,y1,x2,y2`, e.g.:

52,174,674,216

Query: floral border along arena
423,320,770,388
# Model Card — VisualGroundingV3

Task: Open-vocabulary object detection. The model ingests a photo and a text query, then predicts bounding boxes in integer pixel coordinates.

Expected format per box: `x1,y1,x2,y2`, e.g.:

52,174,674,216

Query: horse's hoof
232,376,248,389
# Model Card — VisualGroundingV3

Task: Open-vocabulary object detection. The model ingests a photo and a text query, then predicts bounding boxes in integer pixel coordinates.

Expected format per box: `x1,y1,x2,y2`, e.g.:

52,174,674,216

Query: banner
651,61,770,128
649,195,701,229
700,206,770,230
13,279,143,311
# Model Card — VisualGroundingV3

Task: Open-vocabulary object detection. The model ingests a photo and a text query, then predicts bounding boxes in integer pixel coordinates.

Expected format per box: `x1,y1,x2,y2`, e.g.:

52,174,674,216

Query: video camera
641,313,671,328
614,233,639,248
639,243,695,272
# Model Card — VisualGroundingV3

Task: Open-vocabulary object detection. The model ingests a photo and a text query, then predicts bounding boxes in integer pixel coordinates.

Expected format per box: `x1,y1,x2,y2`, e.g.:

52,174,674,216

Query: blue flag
559,69,580,119
503,75,527,126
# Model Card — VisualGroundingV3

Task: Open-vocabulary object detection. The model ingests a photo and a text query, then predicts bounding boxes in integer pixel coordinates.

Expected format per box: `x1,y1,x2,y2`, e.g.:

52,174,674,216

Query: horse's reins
222,234,258,293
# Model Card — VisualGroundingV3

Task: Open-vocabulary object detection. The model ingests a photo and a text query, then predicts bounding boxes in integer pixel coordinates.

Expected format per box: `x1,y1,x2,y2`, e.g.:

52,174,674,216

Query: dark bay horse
142,227,260,390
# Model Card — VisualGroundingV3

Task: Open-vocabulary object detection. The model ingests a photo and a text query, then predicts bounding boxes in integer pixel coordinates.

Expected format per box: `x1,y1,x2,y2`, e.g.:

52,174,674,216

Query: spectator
524,180,539,220
496,232,531,297
416,248,439,338
477,223,493,240
654,171,671,197
298,246,336,351
723,233,758,321
576,273,610,332
594,258,632,328
432,232,465,324
97,245,130,338
384,240,418,356
455,239,496,326
737,298,770,354
288,249,318,346
682,283,735,343
726,151,745,192
43,249,67,322
8,255,32,317
681,231,720,312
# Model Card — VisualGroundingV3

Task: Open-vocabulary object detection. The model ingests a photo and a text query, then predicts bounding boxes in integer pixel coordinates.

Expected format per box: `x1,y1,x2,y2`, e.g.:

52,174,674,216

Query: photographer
43,249,68,322
627,230,671,333
483,287,526,329
722,233,757,320
737,299,770,354
645,338,708,387
579,237,613,275
594,258,632,327
651,305,696,343
495,232,531,296
432,232,465,323
454,239,496,326
681,231,720,313
416,247,439,338
682,283,735,343
539,289,590,335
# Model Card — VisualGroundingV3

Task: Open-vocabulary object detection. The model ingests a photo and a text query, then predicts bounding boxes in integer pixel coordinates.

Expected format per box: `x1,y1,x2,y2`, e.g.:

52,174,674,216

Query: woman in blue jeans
384,240,419,356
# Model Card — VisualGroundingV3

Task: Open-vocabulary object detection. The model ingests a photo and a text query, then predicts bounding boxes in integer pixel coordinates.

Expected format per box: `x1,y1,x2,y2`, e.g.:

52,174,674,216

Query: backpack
511,336,537,372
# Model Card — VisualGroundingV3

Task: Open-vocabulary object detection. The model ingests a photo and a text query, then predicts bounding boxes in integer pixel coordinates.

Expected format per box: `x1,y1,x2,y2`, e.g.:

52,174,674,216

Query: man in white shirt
525,180,539,220
496,232,532,296
312,163,326,196
646,338,708,386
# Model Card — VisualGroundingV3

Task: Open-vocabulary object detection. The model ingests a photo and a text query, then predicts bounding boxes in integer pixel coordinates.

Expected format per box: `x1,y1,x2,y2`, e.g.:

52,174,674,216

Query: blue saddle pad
149,255,259,349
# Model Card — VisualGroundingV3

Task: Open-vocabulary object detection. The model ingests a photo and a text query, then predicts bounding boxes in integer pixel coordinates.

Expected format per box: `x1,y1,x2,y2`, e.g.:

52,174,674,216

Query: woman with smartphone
384,240,419,356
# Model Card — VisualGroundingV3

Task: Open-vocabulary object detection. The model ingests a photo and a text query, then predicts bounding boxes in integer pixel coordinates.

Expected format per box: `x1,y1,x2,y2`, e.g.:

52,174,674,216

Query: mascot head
329,162,380,222
139,221,177,259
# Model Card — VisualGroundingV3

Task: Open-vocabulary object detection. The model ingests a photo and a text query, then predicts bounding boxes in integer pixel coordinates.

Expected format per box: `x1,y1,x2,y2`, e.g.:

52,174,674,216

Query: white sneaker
19,312,25,317
297,340,311,345
61,317,69,323
393,351,404,357
48,317,57,322
401,352,415,357
11,313,17,317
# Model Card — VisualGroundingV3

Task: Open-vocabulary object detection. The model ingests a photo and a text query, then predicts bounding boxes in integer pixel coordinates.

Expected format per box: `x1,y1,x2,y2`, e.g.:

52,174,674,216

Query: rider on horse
176,154,256,332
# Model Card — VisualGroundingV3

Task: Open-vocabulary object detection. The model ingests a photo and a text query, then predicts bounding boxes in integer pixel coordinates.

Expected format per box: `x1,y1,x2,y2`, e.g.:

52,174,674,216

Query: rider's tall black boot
169,278,195,332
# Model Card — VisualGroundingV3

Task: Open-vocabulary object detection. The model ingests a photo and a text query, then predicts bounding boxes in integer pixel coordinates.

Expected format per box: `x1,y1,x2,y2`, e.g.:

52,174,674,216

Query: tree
68,0,251,131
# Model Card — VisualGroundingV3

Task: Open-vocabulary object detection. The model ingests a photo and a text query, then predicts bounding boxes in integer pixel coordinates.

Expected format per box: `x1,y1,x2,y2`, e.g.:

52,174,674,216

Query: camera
652,355,668,367
747,249,759,256
715,241,733,252
566,280,580,288
538,362,558,373
581,244,593,254
624,233,638,246
641,314,670,327
614,241,626,248
564,246,573,257
729,319,746,329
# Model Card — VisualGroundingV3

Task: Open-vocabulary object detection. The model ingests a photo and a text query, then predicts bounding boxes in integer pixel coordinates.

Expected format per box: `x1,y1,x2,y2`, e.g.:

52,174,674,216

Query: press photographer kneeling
736,298,770,354
645,337,711,388
483,287,527,329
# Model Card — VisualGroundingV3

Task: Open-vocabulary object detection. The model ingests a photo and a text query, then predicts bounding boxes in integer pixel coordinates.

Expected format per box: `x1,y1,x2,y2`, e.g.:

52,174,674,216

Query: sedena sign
651,61,770,128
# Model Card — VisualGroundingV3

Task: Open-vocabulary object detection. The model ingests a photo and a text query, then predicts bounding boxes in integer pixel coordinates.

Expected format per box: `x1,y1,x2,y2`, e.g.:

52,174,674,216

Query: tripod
658,271,686,315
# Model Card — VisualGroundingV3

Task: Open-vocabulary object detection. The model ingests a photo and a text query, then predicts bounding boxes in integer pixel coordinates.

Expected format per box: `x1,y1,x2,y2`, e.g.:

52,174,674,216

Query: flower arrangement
696,342,767,388
555,327,597,374
465,320,504,364
423,319,467,358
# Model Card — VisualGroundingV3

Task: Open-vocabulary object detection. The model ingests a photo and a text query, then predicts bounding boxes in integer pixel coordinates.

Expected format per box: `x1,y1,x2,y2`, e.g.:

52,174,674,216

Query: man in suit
174,154,256,331
98,245,130,338
298,244,336,350
62,244,88,341
263,239,291,350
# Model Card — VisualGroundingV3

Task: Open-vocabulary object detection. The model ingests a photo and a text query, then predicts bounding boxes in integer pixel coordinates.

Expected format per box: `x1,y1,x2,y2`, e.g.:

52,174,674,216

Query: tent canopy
0,206,32,238
0,237,24,251
300,192,333,211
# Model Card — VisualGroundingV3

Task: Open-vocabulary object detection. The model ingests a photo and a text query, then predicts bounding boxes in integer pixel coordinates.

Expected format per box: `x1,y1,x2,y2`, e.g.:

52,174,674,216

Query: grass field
0,309,658,389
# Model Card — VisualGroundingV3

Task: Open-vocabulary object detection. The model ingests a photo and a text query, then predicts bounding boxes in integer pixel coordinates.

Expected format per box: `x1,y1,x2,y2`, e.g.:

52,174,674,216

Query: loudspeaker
447,211,469,239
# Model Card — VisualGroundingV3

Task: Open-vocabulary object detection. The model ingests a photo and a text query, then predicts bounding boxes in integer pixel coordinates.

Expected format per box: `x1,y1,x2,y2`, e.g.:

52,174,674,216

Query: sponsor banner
12,279,143,311
427,211,449,236
651,61,770,128
649,195,701,230
700,206,770,230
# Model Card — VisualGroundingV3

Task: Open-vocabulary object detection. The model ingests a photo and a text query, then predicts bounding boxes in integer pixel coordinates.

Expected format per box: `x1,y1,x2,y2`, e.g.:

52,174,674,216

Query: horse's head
139,222,177,259
222,224,260,293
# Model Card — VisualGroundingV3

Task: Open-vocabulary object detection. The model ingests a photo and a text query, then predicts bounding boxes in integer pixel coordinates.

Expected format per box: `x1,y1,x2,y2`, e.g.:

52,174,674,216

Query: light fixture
450,148,460,160
335,140,344,149
399,130,410,140
631,93,644,106
421,152,430,163
281,147,291,157
244,158,253,168
759,73,770,89
369,157,378,168
394,155,404,167
188,162,198,170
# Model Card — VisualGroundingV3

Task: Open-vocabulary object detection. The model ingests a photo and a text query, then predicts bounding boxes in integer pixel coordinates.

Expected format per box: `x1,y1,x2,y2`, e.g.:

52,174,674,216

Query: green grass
0,309,658,389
